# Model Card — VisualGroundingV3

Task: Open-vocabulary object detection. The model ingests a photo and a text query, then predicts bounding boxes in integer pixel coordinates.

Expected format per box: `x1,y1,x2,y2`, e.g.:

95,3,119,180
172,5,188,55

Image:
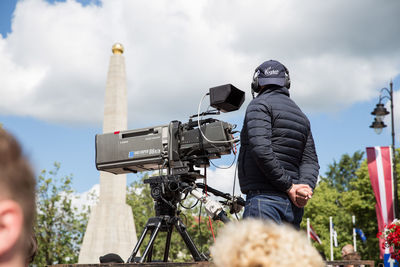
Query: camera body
95,118,235,175
95,84,245,178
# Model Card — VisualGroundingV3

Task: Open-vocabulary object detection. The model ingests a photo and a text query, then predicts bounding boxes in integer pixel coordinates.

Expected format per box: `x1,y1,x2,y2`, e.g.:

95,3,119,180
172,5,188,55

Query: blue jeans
243,193,304,229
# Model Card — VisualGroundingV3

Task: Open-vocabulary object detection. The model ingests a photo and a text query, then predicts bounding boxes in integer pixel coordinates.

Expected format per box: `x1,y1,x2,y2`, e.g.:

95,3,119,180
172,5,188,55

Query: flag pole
307,218,311,244
352,215,357,252
330,216,334,261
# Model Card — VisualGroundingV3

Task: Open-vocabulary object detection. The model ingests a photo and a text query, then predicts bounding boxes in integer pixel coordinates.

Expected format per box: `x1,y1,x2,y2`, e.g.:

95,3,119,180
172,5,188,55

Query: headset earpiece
251,69,261,93
284,66,291,89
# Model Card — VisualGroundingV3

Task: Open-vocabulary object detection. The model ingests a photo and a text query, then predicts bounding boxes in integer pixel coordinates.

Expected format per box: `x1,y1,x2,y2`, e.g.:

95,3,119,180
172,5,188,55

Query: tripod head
144,174,194,217
144,172,244,219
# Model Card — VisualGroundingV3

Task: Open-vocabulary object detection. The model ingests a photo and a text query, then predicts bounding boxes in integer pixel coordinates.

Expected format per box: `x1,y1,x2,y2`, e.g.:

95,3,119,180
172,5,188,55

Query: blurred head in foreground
341,244,360,267
210,219,324,267
341,244,356,258
0,129,36,267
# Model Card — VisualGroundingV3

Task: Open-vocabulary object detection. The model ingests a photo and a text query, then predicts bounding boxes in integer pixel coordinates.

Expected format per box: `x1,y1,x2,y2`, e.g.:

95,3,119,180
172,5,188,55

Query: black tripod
127,175,207,263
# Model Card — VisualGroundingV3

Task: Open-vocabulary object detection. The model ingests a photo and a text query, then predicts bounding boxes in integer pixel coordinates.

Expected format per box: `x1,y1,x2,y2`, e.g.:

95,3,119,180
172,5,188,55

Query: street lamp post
370,80,399,219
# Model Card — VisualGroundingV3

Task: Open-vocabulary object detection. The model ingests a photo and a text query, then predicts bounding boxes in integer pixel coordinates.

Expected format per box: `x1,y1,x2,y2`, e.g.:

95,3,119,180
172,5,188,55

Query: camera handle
196,183,245,214
190,188,230,223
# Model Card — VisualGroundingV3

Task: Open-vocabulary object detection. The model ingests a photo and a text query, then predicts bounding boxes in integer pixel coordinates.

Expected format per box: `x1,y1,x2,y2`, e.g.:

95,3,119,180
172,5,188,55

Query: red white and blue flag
366,146,395,258
309,224,322,244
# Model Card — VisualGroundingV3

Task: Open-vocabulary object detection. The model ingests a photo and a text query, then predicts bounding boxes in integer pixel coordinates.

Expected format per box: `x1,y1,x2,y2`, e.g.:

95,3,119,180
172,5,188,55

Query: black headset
251,65,291,95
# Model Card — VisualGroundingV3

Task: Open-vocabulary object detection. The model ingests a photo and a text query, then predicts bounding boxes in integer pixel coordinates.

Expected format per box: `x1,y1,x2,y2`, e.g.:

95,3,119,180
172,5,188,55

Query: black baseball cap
255,60,288,87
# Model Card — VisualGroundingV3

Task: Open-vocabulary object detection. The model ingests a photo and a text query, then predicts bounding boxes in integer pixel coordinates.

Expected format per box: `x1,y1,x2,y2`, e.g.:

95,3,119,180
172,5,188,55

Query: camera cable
197,93,240,144
232,163,241,220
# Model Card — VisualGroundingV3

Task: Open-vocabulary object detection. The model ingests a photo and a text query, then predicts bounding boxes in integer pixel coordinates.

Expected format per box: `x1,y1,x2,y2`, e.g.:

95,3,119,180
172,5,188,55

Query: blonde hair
210,219,324,267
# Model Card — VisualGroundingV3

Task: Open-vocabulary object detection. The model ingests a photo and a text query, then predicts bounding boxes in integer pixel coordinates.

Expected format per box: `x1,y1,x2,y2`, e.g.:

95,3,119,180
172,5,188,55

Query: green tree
302,180,347,259
302,150,395,263
33,162,89,266
340,161,379,260
126,174,224,262
323,150,364,192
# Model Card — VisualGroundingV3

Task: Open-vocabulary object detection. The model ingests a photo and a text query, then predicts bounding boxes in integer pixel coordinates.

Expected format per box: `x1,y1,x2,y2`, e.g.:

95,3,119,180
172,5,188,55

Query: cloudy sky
1,0,400,197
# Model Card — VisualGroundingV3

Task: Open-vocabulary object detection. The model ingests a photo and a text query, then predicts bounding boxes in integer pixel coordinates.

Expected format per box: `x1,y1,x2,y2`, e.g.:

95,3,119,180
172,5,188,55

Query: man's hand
296,187,312,207
287,184,313,208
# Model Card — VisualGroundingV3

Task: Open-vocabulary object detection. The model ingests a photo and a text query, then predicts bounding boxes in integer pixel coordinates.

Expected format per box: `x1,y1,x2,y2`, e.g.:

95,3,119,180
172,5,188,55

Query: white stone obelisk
78,43,137,263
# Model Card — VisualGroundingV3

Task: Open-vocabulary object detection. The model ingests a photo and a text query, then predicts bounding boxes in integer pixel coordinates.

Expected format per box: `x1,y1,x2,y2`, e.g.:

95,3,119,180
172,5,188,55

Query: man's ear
0,200,23,257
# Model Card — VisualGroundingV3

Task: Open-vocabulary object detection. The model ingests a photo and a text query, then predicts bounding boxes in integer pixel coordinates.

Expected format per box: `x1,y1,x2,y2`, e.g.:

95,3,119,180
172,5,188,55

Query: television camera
95,84,245,263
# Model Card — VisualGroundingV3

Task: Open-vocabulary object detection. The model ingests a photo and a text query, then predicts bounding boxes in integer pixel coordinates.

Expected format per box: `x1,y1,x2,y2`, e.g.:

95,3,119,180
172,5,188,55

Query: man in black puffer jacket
238,60,319,228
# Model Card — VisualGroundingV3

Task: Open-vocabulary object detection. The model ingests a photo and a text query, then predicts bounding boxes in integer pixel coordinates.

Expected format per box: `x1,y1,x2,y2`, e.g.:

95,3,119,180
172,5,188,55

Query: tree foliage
126,174,224,262
302,150,400,263
322,151,364,192
33,162,88,266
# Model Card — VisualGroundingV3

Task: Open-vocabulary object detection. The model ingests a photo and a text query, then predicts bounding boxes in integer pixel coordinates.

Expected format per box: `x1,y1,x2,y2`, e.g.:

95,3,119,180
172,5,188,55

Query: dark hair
0,129,36,251
26,231,38,263
343,252,361,260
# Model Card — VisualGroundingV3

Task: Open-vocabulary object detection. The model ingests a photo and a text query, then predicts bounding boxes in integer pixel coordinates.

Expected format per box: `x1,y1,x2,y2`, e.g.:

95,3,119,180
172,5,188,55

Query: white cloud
70,183,99,212
0,0,399,126
204,164,242,197
47,184,98,217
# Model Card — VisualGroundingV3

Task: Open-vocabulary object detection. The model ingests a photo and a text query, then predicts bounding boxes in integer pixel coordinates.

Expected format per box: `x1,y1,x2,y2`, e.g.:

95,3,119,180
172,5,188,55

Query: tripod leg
174,218,208,261
163,226,173,262
146,230,155,262
139,220,162,263
127,225,150,262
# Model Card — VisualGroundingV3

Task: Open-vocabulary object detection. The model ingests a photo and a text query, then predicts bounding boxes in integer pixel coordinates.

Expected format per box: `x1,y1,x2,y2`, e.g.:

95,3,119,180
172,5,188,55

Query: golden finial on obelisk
112,43,124,54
